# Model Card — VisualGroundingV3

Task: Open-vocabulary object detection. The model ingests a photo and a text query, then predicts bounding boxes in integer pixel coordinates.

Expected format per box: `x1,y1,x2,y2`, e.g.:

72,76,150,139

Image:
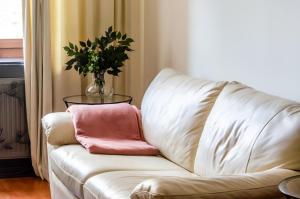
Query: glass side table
63,94,132,108
279,175,300,199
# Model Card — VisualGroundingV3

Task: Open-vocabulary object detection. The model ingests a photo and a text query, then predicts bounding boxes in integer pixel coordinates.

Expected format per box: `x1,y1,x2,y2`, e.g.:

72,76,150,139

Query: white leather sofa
42,68,300,199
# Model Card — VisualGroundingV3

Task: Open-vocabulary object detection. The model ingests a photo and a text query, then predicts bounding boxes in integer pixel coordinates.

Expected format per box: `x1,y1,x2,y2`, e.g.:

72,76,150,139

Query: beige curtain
23,0,52,179
50,0,115,111
23,0,138,179
117,0,146,107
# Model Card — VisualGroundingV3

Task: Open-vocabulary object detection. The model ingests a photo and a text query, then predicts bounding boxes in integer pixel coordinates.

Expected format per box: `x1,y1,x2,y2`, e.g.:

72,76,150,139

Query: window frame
0,39,23,59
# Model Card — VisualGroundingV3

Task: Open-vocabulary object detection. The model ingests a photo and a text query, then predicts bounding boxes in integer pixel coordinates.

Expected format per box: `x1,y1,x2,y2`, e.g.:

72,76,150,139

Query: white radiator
0,78,30,159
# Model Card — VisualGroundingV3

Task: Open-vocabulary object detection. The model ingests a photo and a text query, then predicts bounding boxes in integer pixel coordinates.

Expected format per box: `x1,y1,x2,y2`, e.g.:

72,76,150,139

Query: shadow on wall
143,0,190,88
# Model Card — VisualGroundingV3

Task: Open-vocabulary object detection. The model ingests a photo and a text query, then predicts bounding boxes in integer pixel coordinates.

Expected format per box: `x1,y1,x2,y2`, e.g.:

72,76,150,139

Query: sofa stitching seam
83,185,99,199
245,104,291,173
133,184,278,198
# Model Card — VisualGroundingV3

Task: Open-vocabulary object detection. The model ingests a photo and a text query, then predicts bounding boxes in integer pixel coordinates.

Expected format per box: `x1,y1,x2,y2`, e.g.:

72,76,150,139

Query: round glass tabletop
279,175,300,199
63,94,132,107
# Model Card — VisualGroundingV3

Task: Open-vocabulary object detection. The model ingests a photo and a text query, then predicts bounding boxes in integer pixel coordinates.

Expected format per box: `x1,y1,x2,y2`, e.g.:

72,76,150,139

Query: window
0,0,23,59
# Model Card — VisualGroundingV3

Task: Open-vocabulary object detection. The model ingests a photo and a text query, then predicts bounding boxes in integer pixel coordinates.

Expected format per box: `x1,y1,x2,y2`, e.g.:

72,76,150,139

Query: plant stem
94,70,105,97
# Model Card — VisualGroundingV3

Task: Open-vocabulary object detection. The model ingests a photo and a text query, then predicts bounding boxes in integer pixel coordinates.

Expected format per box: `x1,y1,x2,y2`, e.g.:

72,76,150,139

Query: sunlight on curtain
50,0,115,111
50,0,144,109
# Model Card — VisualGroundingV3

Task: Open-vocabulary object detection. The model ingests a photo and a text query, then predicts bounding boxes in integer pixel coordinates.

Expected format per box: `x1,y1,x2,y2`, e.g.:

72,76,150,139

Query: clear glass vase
85,71,114,97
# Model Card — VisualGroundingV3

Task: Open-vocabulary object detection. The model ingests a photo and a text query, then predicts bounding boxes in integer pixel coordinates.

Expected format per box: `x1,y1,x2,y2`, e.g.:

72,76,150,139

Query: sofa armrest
131,169,299,199
42,112,78,146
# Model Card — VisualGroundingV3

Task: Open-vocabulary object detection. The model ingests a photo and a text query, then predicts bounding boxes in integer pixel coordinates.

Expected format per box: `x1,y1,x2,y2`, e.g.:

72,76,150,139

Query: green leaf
123,54,129,59
75,45,78,52
126,38,134,43
111,31,116,38
63,46,70,51
66,58,76,66
125,47,133,51
87,39,92,47
114,68,121,73
122,34,127,40
118,40,130,46
65,65,73,70
79,41,86,47
117,32,121,39
108,26,113,33
69,42,74,49
66,51,74,56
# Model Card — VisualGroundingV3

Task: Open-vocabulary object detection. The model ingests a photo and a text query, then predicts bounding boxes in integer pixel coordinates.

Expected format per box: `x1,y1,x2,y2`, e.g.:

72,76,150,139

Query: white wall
143,0,300,102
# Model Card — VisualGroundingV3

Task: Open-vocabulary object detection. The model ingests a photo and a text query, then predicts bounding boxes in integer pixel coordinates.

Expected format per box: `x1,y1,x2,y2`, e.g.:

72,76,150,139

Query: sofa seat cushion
83,171,195,199
50,145,189,199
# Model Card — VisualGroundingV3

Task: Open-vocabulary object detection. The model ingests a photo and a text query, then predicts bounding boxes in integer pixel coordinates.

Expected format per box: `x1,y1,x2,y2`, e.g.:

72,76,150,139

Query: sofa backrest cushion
194,82,300,175
141,68,227,171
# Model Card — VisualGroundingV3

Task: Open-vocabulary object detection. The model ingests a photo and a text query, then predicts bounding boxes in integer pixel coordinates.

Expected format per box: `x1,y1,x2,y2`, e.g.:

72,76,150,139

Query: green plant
63,26,134,77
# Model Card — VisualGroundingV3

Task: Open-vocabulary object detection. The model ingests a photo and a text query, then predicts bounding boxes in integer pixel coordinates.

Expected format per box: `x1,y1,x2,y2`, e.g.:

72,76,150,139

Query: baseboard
0,158,35,178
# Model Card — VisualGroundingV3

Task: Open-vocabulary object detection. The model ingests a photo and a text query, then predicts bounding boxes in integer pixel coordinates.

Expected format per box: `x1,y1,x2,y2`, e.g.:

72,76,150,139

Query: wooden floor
0,177,51,199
